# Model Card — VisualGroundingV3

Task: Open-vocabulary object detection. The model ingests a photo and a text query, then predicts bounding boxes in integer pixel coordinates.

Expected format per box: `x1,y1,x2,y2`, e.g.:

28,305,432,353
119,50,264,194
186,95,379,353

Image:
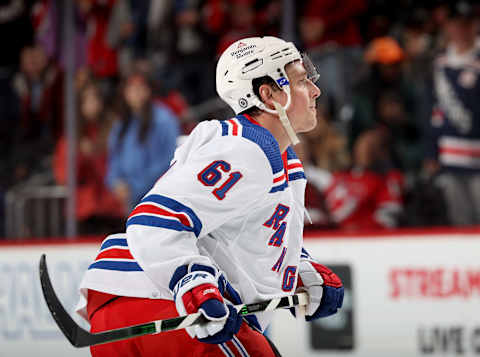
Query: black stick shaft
39,254,308,348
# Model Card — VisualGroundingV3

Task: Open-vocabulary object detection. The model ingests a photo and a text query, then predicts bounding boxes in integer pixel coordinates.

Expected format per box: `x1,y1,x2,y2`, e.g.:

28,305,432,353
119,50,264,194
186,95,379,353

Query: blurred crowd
0,0,479,238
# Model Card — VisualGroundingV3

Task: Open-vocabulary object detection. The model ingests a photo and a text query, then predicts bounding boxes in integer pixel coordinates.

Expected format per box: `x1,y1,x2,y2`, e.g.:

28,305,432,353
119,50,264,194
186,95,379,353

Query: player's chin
297,115,317,133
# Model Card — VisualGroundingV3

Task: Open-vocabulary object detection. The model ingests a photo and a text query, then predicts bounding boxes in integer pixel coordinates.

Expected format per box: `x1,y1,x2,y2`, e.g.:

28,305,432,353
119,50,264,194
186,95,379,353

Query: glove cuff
298,261,324,288
309,261,343,288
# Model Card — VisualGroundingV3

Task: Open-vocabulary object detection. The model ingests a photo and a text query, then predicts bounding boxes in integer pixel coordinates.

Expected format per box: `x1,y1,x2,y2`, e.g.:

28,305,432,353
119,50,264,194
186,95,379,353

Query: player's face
285,61,321,133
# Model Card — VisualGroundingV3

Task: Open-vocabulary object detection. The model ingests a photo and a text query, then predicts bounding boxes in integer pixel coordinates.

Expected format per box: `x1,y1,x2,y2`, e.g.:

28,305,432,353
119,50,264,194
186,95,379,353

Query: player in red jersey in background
313,128,404,230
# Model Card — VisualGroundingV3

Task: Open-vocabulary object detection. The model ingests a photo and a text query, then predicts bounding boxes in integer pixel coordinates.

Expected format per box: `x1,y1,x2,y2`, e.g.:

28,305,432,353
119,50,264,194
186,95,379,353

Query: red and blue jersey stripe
127,194,203,237
271,148,305,192
220,117,243,137
271,170,288,193
88,235,143,272
286,147,306,182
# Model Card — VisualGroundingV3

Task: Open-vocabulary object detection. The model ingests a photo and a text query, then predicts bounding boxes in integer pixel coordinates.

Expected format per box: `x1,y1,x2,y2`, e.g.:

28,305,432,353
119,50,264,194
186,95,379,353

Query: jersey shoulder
179,115,287,193
218,114,284,179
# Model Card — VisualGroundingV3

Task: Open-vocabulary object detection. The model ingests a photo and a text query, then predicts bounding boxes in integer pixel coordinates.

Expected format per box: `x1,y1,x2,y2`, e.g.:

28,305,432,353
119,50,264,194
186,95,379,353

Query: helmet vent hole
242,58,263,74
245,59,259,66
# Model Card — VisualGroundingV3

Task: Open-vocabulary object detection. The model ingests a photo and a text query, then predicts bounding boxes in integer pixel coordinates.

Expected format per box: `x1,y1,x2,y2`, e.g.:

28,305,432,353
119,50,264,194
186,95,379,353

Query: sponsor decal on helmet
276,77,289,88
230,44,257,59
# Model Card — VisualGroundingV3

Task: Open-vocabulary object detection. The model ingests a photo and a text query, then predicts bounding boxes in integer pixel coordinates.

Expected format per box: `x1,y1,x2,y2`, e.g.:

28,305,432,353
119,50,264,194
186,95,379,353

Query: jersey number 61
197,160,243,200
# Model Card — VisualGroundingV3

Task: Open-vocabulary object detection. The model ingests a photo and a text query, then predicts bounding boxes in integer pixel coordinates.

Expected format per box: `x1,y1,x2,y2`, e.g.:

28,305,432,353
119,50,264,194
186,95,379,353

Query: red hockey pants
87,290,278,356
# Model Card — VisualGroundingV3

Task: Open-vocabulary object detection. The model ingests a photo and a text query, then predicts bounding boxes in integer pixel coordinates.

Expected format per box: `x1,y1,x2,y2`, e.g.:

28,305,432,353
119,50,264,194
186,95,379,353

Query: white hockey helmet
216,36,319,144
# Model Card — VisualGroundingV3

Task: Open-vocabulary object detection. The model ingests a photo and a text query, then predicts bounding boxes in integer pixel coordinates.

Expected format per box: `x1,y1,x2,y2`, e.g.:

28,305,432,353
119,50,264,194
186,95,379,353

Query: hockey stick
39,254,308,348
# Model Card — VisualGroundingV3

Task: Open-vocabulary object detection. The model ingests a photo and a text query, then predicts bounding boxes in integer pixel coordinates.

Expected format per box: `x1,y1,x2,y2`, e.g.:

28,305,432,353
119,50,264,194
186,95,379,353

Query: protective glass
301,53,320,83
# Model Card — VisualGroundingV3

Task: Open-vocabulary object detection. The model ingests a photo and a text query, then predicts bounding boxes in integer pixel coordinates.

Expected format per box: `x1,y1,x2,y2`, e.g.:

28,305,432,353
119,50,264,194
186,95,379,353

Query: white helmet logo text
230,44,257,60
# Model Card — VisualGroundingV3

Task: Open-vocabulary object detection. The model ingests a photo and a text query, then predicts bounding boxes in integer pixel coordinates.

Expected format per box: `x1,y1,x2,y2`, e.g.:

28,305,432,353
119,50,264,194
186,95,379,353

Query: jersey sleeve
126,129,273,294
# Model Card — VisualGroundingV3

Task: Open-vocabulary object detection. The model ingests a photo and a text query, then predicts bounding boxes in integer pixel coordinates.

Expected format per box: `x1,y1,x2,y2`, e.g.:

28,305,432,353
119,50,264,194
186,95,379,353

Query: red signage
390,268,480,299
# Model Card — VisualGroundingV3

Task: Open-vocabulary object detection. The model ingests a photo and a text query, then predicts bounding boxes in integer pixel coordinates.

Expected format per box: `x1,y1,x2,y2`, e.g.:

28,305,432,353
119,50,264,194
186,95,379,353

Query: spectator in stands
303,102,351,172
423,0,480,226
170,0,220,105
121,58,192,134
0,1,38,238
329,129,404,230
53,81,125,235
146,0,178,91
298,0,366,111
350,36,423,173
106,71,180,210
305,128,404,231
294,136,334,230
13,44,64,138
399,6,442,143
0,0,34,74
77,0,119,95
216,0,258,56
0,0,31,189
107,0,152,75
376,89,423,173
34,0,89,71
254,0,282,36
401,6,439,86
298,104,349,230
153,81,192,135
11,44,63,184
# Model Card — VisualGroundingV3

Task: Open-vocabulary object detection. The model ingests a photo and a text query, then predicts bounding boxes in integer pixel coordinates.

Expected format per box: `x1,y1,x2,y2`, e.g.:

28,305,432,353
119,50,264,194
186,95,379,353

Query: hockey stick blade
39,254,309,348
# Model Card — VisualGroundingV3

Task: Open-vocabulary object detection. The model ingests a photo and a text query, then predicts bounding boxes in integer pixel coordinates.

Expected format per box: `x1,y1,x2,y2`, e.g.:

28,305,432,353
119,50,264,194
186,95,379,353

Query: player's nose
310,81,321,99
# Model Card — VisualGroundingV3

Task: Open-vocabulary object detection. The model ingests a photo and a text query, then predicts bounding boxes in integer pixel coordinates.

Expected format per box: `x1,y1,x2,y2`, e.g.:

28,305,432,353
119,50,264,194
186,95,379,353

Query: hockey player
76,36,344,356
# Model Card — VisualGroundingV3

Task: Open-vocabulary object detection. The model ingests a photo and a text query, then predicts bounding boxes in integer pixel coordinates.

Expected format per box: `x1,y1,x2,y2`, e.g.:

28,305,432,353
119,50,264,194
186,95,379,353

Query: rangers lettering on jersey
272,247,287,272
264,204,290,247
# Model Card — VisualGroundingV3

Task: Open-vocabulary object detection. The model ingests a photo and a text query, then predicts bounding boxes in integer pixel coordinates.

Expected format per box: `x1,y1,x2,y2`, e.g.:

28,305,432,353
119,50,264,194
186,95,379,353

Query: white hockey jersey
77,114,309,331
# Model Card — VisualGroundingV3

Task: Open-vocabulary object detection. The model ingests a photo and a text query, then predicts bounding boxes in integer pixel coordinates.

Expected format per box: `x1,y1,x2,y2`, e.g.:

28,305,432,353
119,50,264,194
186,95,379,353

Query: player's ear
258,83,272,100
258,83,276,109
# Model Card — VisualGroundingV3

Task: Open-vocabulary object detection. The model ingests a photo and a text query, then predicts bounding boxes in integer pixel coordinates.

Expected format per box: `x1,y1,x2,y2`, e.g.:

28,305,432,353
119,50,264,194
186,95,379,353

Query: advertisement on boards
271,231,480,357
0,244,96,357
1,229,480,357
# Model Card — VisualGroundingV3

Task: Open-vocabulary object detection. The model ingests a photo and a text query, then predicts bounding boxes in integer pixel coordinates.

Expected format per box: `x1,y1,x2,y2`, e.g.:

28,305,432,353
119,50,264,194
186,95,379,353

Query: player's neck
253,112,292,153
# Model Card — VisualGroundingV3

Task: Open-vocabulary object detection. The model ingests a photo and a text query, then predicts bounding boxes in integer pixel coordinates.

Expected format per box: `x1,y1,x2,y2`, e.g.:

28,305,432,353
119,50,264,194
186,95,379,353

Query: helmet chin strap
253,86,300,146
272,100,299,145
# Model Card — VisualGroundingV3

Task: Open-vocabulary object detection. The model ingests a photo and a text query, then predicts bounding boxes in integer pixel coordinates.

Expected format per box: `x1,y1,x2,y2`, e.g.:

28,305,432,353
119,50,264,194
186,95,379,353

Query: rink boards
0,228,479,357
